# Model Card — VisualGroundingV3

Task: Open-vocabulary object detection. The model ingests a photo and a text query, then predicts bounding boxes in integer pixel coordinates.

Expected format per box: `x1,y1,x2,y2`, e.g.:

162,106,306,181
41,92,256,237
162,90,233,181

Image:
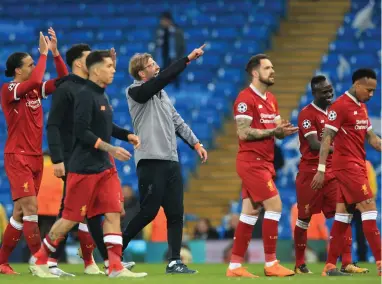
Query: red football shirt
298,102,333,172
233,84,280,163
1,54,68,155
325,92,371,170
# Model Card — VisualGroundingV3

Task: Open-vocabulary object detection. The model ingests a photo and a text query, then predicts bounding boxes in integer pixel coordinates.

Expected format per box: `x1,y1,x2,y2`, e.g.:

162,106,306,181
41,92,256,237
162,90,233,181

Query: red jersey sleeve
298,108,318,138
40,55,68,99
233,91,254,121
2,54,47,104
325,102,345,132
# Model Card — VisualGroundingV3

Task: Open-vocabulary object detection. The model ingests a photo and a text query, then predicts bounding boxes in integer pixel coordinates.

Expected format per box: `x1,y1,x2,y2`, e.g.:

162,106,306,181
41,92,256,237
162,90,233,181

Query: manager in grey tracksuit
122,45,208,274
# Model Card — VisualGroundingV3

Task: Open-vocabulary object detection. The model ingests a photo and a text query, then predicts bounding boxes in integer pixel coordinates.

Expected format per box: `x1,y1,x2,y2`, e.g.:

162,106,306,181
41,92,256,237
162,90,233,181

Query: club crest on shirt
23,182,29,192
80,205,87,216
270,102,276,112
302,119,311,129
328,110,337,121
8,83,17,91
237,102,247,113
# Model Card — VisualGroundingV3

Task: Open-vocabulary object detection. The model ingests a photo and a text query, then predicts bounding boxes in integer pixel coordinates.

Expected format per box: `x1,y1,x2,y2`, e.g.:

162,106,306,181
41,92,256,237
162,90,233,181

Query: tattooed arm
311,128,337,189
366,129,382,152
317,128,337,165
236,117,276,141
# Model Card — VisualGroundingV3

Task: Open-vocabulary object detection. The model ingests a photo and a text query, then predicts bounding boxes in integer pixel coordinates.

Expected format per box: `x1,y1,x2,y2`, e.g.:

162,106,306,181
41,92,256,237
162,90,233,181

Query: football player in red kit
227,54,298,278
295,75,368,275
312,69,381,276
0,28,68,275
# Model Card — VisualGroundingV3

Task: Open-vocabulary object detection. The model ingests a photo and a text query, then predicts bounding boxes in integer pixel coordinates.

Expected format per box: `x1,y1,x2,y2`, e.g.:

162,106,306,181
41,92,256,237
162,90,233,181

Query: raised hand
47,27,59,56
187,43,206,61
38,32,49,55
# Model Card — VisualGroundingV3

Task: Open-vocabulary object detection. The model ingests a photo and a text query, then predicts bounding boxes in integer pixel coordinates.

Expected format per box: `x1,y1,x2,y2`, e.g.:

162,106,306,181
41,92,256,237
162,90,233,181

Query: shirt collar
250,84,267,100
310,102,328,115
345,91,361,106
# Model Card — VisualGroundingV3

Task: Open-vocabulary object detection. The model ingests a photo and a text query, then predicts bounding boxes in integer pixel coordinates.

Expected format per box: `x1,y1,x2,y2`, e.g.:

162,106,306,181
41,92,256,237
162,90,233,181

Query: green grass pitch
0,263,380,283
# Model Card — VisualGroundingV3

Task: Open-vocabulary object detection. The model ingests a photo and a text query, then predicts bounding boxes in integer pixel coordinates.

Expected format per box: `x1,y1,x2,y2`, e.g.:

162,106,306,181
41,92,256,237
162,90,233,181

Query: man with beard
227,54,298,278
294,75,368,275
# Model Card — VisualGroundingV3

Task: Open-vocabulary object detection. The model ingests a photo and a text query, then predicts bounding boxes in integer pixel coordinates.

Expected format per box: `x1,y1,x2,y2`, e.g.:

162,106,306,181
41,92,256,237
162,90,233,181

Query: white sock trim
78,223,89,232
103,235,122,245
44,238,56,253
264,211,281,222
265,260,278,267
228,263,242,270
10,217,23,230
334,213,353,224
23,215,38,222
104,260,109,268
296,219,309,230
239,214,258,226
48,261,58,267
361,211,378,221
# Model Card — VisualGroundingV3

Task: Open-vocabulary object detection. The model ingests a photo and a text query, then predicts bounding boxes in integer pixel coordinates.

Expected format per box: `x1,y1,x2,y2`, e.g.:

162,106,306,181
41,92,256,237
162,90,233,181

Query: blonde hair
129,53,153,80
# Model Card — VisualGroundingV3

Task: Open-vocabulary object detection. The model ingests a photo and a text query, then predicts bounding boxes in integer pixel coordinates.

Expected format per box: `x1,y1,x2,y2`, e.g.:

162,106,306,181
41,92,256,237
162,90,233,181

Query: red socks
341,225,352,267
22,215,41,255
104,233,123,273
78,223,96,267
361,211,381,262
34,234,64,265
326,214,352,265
263,211,281,263
294,219,309,267
230,214,258,263
0,217,23,264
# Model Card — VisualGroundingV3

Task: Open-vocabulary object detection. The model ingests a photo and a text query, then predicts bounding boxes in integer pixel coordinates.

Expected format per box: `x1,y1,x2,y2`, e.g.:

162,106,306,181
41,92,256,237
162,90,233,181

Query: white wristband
317,164,326,172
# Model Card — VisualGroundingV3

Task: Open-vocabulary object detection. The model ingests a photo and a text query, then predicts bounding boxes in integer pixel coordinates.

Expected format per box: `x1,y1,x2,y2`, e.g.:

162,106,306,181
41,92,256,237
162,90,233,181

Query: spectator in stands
155,11,186,89
193,218,219,240
352,160,377,261
224,214,240,239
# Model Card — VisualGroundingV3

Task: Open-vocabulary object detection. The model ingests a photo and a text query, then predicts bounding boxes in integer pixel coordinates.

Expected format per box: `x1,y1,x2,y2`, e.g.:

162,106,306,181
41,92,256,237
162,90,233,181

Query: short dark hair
5,52,29,77
65,44,91,69
310,75,327,91
352,68,377,84
86,50,111,71
245,54,269,75
161,11,173,21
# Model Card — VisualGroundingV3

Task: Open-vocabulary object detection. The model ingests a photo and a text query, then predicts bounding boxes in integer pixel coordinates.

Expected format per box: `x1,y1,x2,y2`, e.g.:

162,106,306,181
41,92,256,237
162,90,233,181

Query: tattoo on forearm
236,118,275,141
318,129,336,164
98,141,114,153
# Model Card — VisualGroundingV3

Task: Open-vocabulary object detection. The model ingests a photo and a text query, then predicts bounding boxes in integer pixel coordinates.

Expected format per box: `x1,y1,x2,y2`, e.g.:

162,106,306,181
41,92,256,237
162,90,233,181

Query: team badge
237,102,247,113
302,119,311,129
328,110,337,121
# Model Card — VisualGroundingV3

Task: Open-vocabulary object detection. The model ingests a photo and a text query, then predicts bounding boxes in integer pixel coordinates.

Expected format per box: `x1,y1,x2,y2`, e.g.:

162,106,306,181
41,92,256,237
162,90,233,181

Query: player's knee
357,199,376,213
262,195,282,212
22,202,38,216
